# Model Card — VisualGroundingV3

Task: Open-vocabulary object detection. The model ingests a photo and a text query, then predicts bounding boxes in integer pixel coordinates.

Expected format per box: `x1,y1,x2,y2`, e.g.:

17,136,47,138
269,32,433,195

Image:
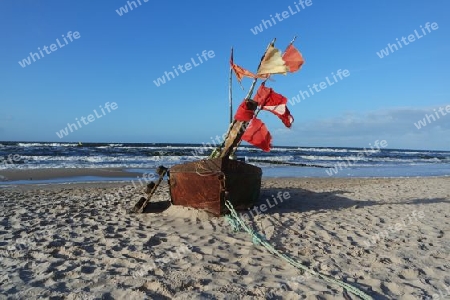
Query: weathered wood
132,166,168,213
219,121,248,158
229,47,234,124
133,197,146,212
211,39,276,159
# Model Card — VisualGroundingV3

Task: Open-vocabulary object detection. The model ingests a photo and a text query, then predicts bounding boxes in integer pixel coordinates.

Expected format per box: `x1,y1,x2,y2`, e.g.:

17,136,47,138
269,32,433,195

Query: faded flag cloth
254,83,294,128
231,44,304,80
242,118,272,152
257,45,289,76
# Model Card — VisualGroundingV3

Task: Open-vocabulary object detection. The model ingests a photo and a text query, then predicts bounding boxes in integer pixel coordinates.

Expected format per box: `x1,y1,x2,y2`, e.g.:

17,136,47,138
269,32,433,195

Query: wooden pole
229,47,233,124
132,166,168,213
229,36,298,157
214,39,276,159
244,38,276,100
288,35,297,46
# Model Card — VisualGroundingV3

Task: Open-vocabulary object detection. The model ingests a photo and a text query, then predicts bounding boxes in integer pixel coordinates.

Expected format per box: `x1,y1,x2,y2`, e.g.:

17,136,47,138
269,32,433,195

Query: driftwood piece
218,120,248,158
132,166,168,213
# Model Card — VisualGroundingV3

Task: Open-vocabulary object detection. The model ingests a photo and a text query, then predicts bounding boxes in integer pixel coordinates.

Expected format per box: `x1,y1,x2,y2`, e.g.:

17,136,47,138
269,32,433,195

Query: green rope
225,200,373,300
225,215,240,232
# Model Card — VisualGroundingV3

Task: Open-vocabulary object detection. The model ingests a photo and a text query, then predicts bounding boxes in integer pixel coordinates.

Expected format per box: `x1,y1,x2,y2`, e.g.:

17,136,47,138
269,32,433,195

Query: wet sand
0,168,142,182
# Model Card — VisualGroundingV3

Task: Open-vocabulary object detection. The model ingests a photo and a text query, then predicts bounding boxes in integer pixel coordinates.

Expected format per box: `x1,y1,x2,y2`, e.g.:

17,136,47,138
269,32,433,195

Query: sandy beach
0,176,449,299
3,0,450,299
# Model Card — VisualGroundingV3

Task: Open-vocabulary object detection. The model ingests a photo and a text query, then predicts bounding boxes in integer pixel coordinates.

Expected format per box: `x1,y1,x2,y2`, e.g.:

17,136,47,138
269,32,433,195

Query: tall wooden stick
229,36,298,156
212,39,276,159
288,35,298,46
244,38,276,100
132,166,168,213
229,47,233,124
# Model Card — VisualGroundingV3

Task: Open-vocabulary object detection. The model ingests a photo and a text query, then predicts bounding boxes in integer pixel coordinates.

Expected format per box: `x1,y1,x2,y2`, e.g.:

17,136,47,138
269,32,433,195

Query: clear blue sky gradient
0,1,449,150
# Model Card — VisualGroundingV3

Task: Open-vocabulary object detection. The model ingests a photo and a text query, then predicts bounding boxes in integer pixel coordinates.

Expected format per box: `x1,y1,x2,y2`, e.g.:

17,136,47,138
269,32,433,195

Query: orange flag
230,49,258,82
282,44,304,73
231,64,258,82
242,118,272,152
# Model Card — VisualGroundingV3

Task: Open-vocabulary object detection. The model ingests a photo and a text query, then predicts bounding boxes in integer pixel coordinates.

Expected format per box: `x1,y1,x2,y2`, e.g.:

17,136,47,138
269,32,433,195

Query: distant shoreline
0,141,448,152
0,168,141,183
0,167,448,186
0,141,449,183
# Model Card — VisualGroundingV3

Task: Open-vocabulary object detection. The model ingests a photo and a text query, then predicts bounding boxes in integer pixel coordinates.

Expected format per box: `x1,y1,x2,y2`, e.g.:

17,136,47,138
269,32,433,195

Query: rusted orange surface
169,157,262,216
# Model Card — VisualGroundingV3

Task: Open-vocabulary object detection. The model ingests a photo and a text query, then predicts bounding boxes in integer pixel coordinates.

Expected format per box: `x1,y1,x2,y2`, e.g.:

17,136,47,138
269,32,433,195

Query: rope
224,200,373,300
224,215,240,232
194,160,223,177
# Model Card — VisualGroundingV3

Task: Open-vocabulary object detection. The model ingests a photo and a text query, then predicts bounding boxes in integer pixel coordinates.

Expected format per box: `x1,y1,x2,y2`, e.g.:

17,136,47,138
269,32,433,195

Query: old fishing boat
169,157,262,216
133,38,304,215
167,38,304,216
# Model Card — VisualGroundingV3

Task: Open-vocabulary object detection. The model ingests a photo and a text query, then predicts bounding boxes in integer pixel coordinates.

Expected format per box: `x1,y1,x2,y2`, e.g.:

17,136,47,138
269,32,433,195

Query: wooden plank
132,166,168,213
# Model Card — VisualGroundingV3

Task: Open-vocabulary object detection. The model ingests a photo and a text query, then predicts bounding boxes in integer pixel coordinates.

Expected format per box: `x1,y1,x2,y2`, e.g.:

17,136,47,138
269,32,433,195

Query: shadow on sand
142,200,171,213
137,185,448,300
245,187,449,300
257,187,449,214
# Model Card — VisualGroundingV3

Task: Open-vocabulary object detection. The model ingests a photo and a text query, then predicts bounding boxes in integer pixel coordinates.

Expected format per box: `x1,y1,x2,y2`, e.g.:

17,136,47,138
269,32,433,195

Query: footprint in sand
146,233,168,247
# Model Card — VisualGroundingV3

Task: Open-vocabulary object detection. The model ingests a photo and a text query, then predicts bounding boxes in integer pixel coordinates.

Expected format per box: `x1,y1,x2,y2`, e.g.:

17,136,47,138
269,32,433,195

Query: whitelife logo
289,69,350,106
55,102,118,139
0,154,22,169
376,22,439,59
153,50,215,87
250,0,313,35
115,0,149,16
325,140,388,176
414,104,450,130
18,31,81,68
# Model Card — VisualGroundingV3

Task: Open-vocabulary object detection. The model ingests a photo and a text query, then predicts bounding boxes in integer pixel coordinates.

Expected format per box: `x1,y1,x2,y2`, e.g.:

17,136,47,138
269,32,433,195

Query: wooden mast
229,47,234,124
211,38,276,159
228,36,298,157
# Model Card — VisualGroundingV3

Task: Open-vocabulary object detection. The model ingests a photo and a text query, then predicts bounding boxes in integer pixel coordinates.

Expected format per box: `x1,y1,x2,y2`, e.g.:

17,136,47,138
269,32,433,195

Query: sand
0,177,449,299
0,168,142,182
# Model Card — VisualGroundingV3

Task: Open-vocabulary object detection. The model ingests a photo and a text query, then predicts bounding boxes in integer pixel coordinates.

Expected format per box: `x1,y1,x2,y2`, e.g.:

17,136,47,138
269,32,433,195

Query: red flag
234,101,255,121
253,83,294,128
242,118,272,152
282,44,304,73
230,49,258,82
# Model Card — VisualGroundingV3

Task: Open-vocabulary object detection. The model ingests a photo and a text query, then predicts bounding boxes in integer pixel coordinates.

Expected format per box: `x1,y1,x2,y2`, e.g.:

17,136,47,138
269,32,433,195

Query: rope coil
224,200,373,300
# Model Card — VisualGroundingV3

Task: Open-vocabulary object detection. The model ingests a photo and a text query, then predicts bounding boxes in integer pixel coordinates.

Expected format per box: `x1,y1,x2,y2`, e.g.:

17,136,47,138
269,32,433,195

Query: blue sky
0,1,449,150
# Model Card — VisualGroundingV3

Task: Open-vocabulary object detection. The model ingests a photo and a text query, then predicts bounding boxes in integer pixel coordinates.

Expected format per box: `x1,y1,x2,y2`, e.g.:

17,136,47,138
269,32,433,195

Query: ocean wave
0,142,448,172
300,155,349,161
296,147,350,153
17,142,78,147
250,155,295,162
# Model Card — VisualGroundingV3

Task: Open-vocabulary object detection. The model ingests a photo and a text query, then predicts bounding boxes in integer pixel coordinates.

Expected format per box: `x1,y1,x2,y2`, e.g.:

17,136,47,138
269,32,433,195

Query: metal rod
288,35,297,46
